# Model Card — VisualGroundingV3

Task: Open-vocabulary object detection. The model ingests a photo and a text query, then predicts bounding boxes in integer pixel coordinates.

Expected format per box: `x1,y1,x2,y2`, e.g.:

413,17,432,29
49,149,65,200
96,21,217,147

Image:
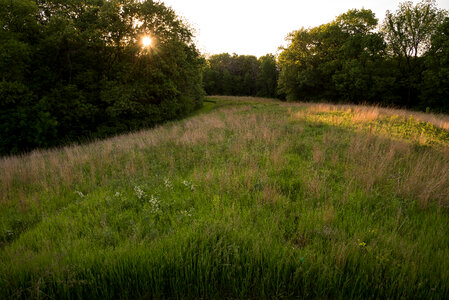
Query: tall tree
278,9,386,103
278,23,345,101
382,0,447,105
421,17,449,111
203,53,263,97
332,9,395,104
257,54,278,98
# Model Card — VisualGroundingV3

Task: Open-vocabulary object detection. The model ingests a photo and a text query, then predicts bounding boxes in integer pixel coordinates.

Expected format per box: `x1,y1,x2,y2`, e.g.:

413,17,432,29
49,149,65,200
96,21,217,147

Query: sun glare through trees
142,36,152,47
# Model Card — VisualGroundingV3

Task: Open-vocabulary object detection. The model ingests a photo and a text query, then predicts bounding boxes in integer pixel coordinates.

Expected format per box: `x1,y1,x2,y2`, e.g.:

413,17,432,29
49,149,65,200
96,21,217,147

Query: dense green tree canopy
278,9,388,102
257,54,278,98
421,17,449,111
203,53,278,98
381,0,447,106
0,0,204,155
278,2,448,110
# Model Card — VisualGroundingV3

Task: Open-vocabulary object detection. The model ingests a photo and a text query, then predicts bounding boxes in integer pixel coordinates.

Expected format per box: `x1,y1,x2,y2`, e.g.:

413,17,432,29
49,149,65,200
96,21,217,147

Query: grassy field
1,96,449,299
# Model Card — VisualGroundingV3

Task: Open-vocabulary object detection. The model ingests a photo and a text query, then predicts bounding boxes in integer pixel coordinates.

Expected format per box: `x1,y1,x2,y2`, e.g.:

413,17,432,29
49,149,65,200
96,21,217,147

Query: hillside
1,96,449,299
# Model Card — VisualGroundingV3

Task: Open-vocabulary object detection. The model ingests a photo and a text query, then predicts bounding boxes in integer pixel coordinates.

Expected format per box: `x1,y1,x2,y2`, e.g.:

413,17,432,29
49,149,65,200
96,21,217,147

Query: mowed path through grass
1,96,449,299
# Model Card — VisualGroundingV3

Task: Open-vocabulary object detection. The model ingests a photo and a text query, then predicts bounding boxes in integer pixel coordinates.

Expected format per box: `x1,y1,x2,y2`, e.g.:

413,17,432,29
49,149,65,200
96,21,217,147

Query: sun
142,36,152,47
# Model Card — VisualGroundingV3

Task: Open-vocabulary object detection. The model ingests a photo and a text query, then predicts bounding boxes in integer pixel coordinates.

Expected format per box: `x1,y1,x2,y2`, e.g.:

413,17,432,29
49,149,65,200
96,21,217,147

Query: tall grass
1,96,448,299
301,101,449,131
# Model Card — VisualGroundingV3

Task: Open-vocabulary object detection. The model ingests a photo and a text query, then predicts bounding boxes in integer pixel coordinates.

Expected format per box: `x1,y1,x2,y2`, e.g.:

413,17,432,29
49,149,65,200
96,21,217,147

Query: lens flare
142,36,152,47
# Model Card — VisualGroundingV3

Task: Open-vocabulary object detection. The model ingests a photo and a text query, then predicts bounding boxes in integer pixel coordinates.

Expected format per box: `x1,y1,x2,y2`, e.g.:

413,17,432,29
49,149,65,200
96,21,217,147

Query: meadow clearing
1,96,449,299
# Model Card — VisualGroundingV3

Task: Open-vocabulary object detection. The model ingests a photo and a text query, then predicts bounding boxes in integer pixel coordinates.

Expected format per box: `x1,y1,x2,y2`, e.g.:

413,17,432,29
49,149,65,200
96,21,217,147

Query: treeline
0,0,204,155
203,53,278,98
204,0,449,112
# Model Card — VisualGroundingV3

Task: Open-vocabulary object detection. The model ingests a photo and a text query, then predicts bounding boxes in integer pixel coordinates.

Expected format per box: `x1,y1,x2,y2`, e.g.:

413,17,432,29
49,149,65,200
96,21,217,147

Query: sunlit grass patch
298,102,449,131
294,104,449,147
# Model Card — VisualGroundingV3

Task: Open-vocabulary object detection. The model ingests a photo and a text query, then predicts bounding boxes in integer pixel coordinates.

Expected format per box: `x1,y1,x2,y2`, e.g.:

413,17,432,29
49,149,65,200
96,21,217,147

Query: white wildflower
164,178,173,189
74,190,85,198
114,192,121,197
134,186,145,199
182,180,195,191
149,195,160,213
180,208,194,217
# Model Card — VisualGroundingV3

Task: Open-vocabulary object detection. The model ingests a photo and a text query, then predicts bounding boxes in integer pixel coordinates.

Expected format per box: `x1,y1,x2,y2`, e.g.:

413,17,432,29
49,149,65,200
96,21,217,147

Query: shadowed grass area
1,96,449,299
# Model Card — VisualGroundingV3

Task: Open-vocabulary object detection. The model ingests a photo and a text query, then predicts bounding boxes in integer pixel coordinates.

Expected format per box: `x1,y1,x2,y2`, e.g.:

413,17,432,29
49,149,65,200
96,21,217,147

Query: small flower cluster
180,208,194,217
75,190,85,198
134,186,145,200
182,180,195,191
4,230,14,239
164,178,173,189
114,192,121,198
357,239,370,253
149,195,160,213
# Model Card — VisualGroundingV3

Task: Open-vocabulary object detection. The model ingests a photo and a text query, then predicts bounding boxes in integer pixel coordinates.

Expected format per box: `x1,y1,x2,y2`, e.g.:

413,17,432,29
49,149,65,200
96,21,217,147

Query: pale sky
160,0,449,57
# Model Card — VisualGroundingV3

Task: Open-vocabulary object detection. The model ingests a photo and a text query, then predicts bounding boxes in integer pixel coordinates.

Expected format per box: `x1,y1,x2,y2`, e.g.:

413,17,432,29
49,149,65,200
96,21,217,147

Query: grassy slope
1,96,449,299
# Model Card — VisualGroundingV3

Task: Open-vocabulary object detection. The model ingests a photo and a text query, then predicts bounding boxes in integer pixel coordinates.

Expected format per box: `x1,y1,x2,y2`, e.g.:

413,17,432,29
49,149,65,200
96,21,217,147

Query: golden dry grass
0,104,286,206
301,102,449,131
0,113,223,204
344,134,449,208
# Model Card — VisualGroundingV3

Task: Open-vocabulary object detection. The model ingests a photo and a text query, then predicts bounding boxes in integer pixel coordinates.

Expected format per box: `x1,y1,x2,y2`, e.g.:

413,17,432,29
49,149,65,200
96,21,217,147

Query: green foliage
203,53,278,98
381,0,448,106
278,9,388,102
0,81,57,153
421,17,449,111
257,54,278,98
278,3,448,111
0,0,205,155
382,0,446,59
335,8,378,34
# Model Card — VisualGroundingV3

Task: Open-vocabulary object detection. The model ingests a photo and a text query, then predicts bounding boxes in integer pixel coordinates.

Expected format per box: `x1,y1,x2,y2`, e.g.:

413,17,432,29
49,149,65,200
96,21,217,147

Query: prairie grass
302,102,449,131
1,96,449,299
295,103,449,147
